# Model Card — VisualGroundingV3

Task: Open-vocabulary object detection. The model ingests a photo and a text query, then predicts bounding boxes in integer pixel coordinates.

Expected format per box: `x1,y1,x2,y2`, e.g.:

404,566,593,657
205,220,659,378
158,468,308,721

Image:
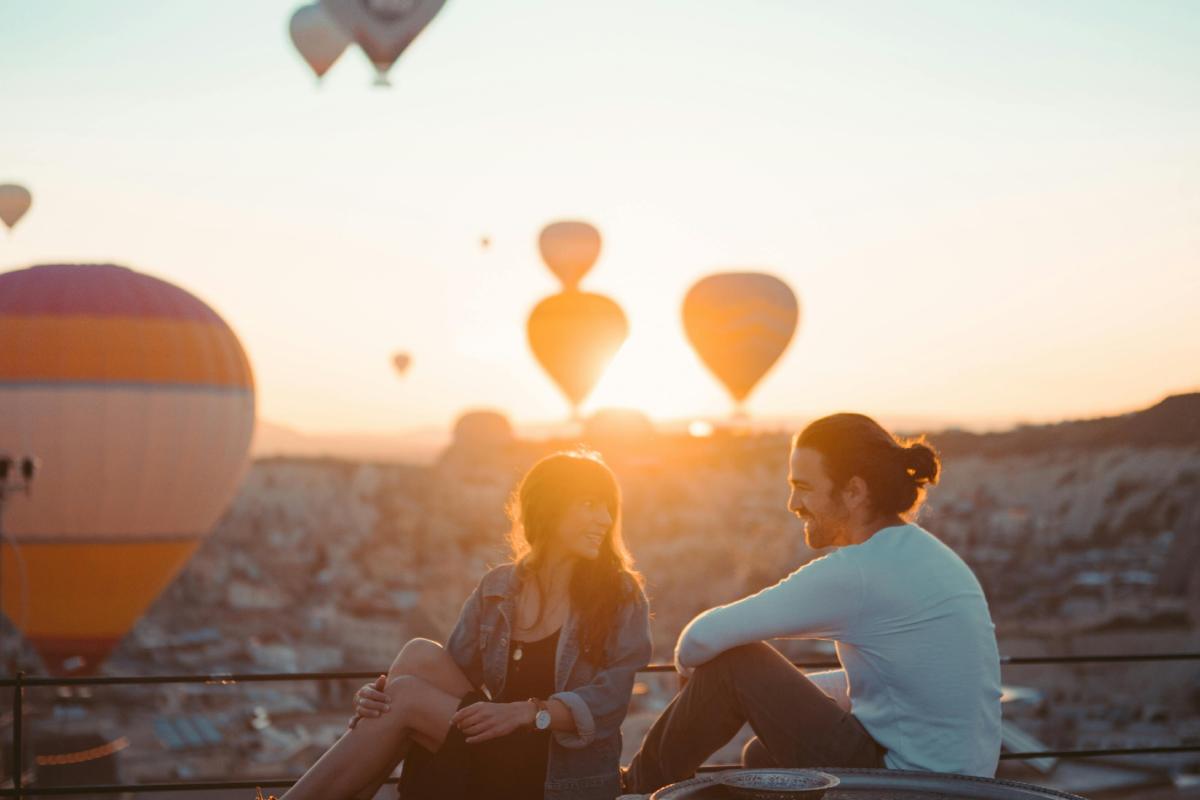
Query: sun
585,329,720,421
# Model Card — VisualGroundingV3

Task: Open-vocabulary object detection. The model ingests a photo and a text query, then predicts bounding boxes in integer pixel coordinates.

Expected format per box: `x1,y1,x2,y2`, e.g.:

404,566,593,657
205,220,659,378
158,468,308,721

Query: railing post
12,670,22,799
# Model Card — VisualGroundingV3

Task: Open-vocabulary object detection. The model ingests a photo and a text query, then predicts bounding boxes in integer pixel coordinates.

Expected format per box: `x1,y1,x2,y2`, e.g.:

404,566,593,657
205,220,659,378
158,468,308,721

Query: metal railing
2,652,1198,797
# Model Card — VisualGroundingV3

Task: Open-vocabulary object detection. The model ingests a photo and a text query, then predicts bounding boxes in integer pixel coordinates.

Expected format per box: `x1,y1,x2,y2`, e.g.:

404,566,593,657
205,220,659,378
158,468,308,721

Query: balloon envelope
682,272,799,405
289,3,352,79
527,292,628,414
538,221,601,290
392,352,411,375
0,264,256,674
320,0,447,79
0,184,33,231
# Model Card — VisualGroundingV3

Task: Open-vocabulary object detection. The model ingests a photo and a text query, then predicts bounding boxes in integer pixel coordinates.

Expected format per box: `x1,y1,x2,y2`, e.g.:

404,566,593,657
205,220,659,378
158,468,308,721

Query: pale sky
3,0,1198,435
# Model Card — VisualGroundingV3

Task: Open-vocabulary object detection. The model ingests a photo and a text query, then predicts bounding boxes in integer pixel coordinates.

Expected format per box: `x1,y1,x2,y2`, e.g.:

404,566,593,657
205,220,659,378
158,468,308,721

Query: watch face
535,709,552,730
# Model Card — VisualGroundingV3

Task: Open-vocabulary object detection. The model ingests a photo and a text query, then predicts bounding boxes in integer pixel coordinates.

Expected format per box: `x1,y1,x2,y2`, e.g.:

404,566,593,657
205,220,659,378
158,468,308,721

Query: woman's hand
347,674,389,730
451,701,536,744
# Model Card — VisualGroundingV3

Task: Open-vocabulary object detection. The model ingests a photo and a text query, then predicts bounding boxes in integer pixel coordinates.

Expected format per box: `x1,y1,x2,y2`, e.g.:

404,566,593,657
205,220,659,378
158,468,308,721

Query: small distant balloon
538,221,601,290
0,184,33,232
480,235,491,250
321,0,448,85
289,3,352,80
527,291,628,419
683,272,800,411
392,352,411,375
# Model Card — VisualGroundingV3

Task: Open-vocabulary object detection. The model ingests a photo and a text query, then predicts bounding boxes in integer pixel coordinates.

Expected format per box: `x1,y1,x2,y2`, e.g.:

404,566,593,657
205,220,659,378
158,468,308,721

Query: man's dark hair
793,413,940,517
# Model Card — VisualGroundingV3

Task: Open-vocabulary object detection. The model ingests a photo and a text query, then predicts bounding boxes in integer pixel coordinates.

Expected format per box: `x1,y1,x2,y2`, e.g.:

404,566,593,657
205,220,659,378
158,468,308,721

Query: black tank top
469,628,561,799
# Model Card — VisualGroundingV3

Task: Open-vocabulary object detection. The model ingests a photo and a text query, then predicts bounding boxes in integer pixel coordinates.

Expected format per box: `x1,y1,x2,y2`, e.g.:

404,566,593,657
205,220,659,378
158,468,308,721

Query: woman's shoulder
478,562,519,597
618,571,648,607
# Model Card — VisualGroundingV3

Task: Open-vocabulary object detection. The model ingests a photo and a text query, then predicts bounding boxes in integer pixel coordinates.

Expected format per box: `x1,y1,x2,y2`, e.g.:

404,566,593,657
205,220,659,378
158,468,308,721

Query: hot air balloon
321,0,447,86
289,3,352,80
0,264,255,675
0,184,33,232
538,221,602,291
527,292,628,420
392,351,412,375
682,272,800,414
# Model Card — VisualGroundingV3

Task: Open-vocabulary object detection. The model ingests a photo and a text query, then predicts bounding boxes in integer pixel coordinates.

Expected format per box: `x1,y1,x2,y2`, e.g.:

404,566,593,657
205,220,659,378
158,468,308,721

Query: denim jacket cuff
549,690,596,748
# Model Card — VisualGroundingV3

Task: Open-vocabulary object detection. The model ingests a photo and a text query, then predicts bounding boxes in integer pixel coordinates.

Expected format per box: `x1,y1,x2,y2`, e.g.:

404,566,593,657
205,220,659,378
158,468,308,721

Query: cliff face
929,446,1200,547
930,393,1200,458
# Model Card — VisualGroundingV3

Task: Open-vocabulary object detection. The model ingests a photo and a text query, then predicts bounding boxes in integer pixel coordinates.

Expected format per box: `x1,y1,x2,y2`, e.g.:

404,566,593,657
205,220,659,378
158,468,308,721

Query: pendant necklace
513,593,566,662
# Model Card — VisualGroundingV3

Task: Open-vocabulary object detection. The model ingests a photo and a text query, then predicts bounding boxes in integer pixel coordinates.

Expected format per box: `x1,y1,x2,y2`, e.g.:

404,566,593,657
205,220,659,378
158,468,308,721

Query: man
625,413,1002,794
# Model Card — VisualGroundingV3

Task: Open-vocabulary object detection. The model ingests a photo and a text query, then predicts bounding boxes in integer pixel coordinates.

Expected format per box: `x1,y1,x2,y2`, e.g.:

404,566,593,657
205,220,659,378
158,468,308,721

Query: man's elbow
676,632,718,671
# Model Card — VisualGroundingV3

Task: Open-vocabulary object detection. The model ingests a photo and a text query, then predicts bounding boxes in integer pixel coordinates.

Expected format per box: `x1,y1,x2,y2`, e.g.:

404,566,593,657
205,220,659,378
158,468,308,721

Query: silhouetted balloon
0,264,255,675
452,410,513,451
683,272,799,407
392,352,411,375
538,221,601,290
320,0,447,84
0,184,33,231
527,292,628,417
289,3,352,79
584,408,655,443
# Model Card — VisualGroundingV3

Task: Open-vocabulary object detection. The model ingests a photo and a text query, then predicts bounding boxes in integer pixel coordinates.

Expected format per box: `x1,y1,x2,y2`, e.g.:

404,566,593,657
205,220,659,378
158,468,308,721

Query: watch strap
527,697,550,730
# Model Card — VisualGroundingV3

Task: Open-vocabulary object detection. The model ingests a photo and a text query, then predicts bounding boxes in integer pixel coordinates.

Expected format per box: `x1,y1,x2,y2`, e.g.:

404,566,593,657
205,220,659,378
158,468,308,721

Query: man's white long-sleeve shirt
675,523,1002,777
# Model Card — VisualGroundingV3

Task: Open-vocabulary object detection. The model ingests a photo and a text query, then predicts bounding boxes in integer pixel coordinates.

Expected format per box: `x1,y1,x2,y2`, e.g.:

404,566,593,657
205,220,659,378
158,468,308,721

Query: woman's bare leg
353,639,477,798
281,674,464,800
292,642,475,800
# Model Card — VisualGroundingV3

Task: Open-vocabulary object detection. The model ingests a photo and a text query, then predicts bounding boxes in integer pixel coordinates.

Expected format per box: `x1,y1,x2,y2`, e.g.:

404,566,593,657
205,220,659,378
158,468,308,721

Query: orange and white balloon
0,264,256,674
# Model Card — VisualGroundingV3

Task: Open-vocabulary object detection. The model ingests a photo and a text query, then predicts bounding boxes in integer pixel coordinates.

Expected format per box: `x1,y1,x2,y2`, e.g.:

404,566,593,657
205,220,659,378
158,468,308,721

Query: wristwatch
528,697,551,731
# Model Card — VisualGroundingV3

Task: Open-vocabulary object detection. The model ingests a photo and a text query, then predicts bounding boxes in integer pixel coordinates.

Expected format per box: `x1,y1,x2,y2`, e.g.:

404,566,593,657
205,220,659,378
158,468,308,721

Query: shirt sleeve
675,551,863,673
549,583,653,749
807,668,851,712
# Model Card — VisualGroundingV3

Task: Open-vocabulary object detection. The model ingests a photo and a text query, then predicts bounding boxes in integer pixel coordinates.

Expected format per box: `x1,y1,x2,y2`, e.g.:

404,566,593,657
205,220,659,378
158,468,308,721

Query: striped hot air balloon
0,264,255,674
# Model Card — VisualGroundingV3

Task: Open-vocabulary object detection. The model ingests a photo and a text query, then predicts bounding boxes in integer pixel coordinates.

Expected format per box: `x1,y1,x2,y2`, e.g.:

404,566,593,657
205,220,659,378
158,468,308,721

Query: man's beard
803,509,851,549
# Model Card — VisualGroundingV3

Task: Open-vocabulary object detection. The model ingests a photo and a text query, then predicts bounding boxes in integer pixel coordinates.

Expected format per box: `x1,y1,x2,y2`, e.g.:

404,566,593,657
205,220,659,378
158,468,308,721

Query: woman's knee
388,638,445,680
384,674,430,717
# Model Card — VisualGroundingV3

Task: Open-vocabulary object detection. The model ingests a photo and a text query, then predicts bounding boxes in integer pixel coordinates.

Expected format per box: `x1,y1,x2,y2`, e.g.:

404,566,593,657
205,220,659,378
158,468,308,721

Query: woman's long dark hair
506,449,642,662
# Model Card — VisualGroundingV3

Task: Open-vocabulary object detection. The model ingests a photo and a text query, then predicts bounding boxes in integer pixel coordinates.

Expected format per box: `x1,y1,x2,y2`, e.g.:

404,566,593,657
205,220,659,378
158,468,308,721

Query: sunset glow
2,1,1197,436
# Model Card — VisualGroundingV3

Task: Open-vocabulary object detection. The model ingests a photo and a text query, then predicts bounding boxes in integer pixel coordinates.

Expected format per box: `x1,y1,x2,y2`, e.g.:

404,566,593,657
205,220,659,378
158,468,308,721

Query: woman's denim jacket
446,563,652,800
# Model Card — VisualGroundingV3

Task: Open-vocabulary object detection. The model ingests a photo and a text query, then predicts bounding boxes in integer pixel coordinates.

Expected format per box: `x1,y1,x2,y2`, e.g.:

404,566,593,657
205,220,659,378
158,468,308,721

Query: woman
276,449,652,800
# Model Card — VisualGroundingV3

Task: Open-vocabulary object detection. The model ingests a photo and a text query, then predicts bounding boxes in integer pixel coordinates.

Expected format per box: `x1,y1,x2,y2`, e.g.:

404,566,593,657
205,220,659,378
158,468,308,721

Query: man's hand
451,701,536,744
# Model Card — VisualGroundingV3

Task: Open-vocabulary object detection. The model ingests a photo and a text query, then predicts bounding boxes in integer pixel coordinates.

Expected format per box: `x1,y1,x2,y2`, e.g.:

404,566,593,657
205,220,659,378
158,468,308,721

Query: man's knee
388,638,444,680
742,736,776,768
695,641,775,680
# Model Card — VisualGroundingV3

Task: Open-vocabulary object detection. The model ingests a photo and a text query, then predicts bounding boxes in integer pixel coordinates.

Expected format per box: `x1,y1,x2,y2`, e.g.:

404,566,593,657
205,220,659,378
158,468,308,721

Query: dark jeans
626,642,886,794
